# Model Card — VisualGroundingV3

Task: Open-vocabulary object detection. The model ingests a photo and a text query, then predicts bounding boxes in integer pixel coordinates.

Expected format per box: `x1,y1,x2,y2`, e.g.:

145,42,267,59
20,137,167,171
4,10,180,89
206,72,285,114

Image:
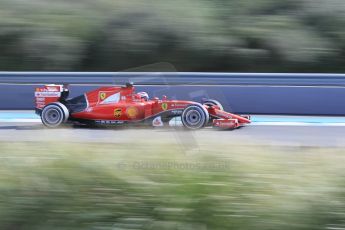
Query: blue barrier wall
1,84,344,115
0,72,344,115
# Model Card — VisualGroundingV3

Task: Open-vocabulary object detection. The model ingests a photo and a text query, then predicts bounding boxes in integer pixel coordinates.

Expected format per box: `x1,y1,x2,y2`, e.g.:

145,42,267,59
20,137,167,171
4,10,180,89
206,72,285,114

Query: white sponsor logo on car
35,92,61,97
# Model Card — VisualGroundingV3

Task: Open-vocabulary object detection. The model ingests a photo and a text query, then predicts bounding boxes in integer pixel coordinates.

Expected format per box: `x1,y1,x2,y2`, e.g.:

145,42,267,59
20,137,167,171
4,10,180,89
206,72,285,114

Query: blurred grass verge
0,142,345,229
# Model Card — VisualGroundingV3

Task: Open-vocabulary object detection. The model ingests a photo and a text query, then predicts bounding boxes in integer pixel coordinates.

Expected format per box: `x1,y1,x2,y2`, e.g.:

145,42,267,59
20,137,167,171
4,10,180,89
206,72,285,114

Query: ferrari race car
35,83,250,130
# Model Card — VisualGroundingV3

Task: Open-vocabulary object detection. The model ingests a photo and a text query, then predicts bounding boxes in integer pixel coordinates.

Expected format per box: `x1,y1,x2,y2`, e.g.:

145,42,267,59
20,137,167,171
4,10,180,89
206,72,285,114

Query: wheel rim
185,110,202,126
44,108,61,125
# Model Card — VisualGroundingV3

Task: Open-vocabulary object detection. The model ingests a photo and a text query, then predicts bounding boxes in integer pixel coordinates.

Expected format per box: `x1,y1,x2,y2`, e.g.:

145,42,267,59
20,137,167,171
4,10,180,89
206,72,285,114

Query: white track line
0,119,41,123
251,122,345,126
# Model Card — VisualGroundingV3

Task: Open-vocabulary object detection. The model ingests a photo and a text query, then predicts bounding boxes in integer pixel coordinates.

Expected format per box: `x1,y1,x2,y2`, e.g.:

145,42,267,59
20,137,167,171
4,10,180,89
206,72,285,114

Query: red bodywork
35,84,250,129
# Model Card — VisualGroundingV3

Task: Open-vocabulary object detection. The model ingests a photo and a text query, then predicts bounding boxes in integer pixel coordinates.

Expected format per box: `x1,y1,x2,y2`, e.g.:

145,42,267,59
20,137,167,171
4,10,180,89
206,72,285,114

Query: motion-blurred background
3,1,345,230
1,0,345,72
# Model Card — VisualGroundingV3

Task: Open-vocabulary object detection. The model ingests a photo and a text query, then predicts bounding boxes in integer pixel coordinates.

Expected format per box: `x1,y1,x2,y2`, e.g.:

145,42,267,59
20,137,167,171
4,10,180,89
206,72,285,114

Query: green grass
0,142,345,229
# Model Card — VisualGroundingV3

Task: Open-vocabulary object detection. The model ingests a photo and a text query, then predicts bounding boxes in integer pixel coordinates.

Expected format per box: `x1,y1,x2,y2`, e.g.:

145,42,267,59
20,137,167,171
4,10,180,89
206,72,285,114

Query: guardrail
0,72,344,115
1,72,345,86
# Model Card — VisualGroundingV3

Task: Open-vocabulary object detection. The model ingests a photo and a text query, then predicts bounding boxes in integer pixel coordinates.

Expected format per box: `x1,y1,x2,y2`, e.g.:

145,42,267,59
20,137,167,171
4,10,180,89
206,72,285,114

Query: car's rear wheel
181,104,209,130
203,99,224,111
41,102,69,128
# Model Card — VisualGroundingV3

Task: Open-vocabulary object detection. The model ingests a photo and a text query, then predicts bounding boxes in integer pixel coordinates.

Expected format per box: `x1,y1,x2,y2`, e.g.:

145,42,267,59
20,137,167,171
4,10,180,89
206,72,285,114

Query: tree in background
0,0,344,72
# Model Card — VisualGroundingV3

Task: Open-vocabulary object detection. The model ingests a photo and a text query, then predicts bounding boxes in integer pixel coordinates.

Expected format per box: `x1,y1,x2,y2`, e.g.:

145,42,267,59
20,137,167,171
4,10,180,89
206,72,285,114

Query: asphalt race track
1,111,345,147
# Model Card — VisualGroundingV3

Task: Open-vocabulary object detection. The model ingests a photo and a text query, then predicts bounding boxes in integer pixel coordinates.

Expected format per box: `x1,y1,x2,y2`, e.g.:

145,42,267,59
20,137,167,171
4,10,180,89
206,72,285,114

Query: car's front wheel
41,102,69,128
203,99,224,111
181,104,209,130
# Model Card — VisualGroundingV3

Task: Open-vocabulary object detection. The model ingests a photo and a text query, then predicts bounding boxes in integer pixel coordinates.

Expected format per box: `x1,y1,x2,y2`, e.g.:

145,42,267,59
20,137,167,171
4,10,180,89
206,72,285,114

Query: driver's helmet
137,92,149,101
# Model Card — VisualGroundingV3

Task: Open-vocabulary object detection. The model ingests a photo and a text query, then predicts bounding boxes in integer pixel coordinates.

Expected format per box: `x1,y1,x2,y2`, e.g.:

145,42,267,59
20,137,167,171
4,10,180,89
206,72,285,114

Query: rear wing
35,84,69,109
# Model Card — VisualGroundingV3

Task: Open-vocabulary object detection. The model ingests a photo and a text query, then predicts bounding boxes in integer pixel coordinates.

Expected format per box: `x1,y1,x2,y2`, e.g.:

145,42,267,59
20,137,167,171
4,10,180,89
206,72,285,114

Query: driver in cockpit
137,92,149,101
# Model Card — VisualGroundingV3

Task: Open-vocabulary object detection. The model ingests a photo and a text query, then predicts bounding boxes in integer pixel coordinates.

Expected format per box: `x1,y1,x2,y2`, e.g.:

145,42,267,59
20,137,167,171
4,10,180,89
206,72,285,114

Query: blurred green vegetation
1,141,345,229
1,0,345,72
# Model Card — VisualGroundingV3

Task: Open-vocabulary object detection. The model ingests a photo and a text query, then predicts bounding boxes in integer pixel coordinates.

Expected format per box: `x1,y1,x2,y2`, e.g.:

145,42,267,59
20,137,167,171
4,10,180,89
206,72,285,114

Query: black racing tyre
41,102,69,128
181,104,209,130
203,99,224,111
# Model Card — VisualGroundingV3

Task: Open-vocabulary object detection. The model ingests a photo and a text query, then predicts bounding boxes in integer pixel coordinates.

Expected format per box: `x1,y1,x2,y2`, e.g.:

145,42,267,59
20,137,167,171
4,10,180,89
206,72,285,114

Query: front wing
207,107,251,129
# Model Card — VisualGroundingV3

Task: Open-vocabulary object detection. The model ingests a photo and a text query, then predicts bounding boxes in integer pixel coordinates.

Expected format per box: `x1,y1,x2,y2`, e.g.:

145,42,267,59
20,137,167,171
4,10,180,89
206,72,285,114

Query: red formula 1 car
34,83,250,130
